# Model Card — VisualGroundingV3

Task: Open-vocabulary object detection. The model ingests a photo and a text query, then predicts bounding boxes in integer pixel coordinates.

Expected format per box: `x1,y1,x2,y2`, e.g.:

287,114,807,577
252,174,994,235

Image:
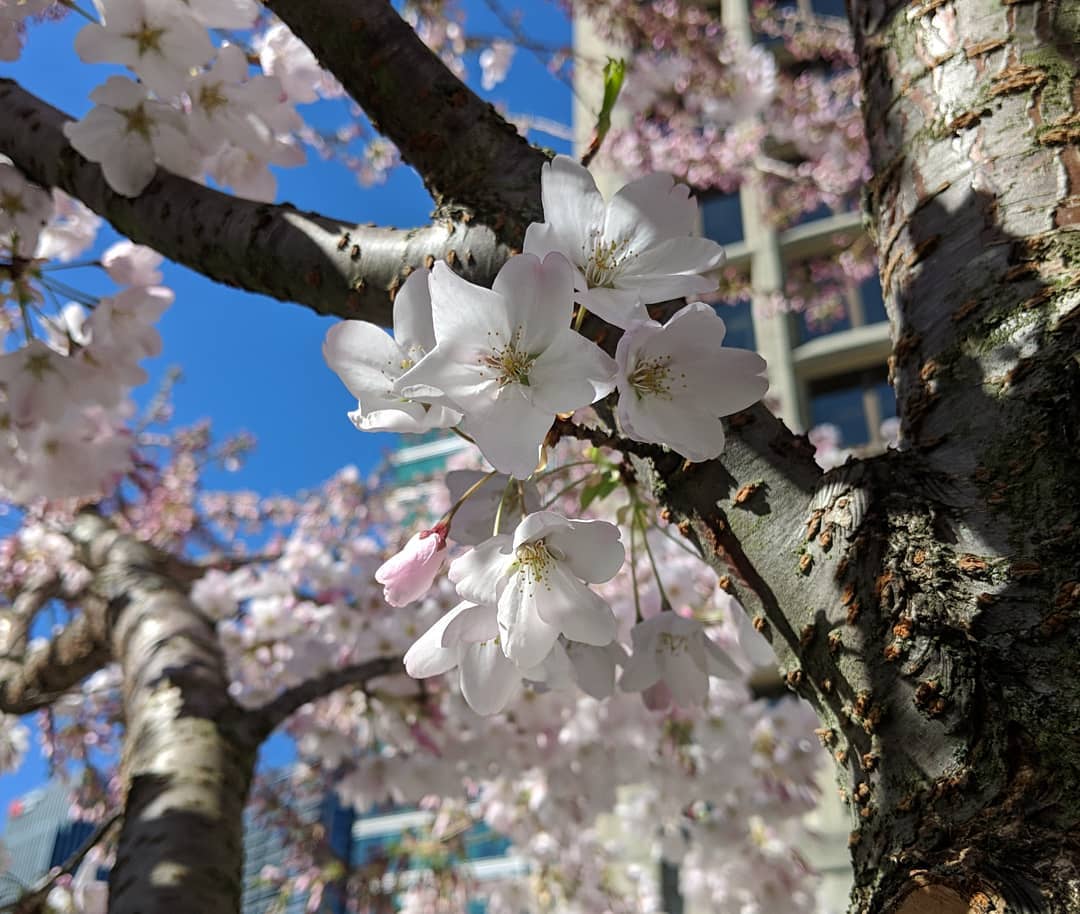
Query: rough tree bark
0,513,397,914
0,0,1076,911
66,513,259,914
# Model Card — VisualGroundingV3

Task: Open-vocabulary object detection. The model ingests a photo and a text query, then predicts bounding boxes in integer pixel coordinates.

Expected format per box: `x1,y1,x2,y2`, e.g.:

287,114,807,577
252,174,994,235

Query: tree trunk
827,0,1080,909
70,514,258,914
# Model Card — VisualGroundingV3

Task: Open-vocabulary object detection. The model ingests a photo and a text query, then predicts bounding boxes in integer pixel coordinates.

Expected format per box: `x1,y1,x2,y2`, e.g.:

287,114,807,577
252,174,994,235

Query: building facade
572,1,884,909
0,781,96,906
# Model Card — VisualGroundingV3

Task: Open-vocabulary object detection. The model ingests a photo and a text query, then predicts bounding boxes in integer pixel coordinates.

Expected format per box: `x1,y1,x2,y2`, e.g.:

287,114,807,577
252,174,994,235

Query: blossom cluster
325,155,768,476
584,0,868,220
5,411,829,914
58,0,311,200
0,163,170,501
324,156,769,714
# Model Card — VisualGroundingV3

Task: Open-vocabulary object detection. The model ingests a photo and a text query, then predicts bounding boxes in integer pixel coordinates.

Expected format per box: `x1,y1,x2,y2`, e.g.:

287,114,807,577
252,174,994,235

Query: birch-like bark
69,512,258,914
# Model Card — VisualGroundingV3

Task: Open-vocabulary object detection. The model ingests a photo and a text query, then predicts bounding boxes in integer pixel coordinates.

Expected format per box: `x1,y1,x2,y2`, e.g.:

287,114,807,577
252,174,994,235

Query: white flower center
629,355,674,400
479,327,536,387
583,231,632,288
198,82,229,115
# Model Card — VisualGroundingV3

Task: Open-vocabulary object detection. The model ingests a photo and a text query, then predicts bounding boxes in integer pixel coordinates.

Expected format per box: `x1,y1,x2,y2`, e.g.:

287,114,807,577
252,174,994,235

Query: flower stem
441,469,499,527
629,513,642,623
492,478,514,535
539,473,591,510
636,506,671,612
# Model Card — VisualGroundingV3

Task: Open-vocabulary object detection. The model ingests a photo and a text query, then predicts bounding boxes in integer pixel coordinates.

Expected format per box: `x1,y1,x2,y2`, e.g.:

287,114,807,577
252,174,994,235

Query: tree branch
0,79,515,324
244,655,401,742
557,403,841,679
0,578,111,715
263,0,547,234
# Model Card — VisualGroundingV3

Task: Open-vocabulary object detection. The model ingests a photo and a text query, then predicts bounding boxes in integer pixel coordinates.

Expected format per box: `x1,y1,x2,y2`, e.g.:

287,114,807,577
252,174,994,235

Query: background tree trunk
70,514,258,914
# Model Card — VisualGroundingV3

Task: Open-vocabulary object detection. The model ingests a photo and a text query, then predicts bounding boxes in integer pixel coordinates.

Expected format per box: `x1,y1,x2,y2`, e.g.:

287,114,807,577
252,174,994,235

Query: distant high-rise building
0,781,95,906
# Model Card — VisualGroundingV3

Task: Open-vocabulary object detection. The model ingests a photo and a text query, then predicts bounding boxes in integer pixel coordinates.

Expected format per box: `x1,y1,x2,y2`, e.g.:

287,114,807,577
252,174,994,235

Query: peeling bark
833,0,1080,909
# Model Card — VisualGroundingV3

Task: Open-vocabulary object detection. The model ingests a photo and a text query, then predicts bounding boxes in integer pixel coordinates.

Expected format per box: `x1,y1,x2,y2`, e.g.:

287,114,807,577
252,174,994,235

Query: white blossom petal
448,535,512,605
459,641,519,715
404,604,470,678
497,573,561,668
392,268,436,359
604,171,698,252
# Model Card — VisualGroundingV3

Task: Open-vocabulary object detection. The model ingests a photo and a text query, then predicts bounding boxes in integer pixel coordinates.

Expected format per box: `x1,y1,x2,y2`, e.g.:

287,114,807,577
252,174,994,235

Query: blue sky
0,1,572,833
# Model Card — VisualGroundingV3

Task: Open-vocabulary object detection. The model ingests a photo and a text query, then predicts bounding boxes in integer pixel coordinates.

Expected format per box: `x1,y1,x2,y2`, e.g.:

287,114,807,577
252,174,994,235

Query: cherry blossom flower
522,155,726,329
449,511,624,668
323,268,461,434
615,302,768,461
76,0,215,99
397,254,616,478
375,525,447,607
0,0,50,61
696,43,778,127
479,39,515,91
0,340,81,425
0,162,51,257
101,240,163,286
565,640,628,699
36,190,102,262
404,601,521,715
254,20,343,104
620,612,741,708
0,713,28,773
186,44,279,158
177,0,258,28
63,76,199,196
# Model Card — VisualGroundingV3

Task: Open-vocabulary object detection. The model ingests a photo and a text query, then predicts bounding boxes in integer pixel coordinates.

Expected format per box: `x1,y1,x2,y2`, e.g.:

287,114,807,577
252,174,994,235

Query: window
794,265,888,343
715,299,755,351
859,273,886,325
700,192,744,245
808,366,895,447
809,0,848,18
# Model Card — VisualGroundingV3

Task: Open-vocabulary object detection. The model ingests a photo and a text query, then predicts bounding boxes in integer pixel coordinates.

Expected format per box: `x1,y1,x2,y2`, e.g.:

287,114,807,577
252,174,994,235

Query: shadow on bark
827,182,1080,912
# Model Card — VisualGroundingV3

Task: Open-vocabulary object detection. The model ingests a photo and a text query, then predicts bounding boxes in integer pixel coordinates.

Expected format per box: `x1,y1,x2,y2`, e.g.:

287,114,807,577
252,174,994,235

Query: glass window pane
811,0,848,17
700,192,744,245
860,273,887,324
714,299,755,351
797,299,851,343
809,368,890,447
809,383,867,445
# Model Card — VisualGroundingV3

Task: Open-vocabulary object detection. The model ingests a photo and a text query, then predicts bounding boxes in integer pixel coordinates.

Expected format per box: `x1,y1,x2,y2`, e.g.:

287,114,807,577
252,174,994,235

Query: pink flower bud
375,526,447,607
